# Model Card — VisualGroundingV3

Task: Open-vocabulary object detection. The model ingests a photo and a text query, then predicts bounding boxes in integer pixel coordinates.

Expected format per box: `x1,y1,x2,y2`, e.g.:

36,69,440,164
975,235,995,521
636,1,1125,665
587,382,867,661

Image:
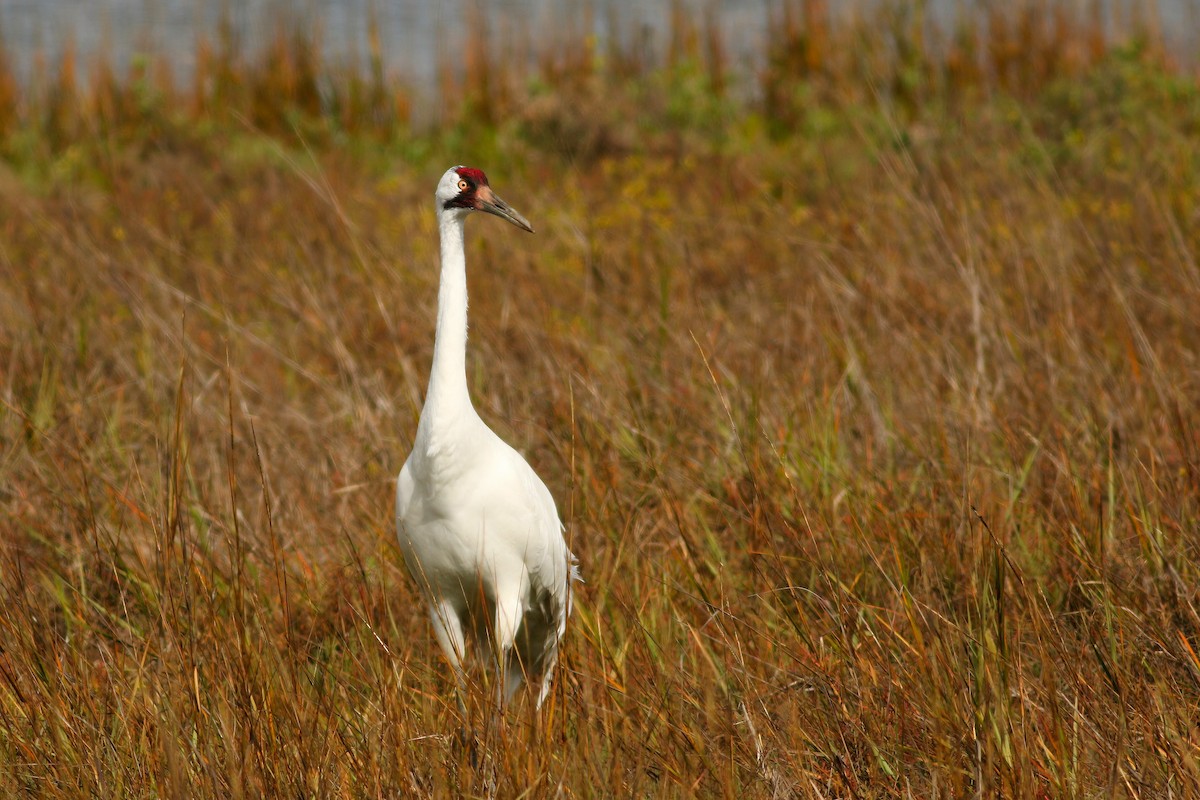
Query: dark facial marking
443,166,490,210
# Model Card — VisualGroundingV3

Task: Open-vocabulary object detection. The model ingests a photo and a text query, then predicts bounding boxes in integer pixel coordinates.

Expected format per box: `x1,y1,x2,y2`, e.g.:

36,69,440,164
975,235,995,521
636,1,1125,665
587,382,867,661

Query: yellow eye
457,179,469,191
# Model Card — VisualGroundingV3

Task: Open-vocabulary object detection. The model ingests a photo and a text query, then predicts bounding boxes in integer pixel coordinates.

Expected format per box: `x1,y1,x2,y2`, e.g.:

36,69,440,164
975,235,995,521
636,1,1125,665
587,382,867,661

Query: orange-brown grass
1,2,1199,797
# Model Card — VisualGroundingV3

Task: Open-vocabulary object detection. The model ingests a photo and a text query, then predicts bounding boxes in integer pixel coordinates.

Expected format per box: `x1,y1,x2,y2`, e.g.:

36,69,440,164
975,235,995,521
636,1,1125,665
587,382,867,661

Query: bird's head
436,166,534,233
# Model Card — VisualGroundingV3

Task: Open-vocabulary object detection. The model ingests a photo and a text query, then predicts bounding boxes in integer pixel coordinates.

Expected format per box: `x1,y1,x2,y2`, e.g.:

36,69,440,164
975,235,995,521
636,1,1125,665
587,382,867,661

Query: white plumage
396,166,579,708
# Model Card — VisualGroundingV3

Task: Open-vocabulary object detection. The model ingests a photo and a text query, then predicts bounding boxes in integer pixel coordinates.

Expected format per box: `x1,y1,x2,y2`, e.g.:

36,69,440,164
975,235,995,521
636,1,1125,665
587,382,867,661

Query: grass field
1,2,1198,796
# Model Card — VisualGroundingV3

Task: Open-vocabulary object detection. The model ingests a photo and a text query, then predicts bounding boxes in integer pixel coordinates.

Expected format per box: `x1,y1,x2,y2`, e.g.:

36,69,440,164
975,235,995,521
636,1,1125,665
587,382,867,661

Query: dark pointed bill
475,185,534,233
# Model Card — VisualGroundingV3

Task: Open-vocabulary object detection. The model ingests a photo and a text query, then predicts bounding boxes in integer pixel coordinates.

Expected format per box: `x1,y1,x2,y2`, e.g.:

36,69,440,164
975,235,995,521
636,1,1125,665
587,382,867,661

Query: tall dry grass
0,1,1198,796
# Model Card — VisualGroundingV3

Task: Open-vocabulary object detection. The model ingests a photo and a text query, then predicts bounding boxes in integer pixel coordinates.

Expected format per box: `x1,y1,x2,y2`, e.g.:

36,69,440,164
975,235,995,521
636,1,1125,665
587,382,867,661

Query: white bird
396,166,579,708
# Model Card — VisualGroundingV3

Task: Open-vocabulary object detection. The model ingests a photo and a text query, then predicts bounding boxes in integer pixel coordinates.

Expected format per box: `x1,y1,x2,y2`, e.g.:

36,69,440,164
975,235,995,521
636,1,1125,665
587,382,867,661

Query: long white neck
421,208,475,433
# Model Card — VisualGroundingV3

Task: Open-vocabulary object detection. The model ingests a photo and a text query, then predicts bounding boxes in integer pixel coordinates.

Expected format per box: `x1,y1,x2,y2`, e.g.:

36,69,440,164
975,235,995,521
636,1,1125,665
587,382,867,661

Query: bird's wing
503,447,577,632
507,450,568,575
395,459,416,530
498,446,579,705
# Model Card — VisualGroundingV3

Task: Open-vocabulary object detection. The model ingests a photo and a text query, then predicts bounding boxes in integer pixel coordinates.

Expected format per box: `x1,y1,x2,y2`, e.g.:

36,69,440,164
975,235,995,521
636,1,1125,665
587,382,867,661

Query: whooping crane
396,166,579,708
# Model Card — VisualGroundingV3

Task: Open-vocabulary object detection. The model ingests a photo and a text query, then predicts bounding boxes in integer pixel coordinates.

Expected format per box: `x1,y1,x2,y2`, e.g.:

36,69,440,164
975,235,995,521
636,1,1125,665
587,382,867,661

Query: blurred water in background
0,1,1195,102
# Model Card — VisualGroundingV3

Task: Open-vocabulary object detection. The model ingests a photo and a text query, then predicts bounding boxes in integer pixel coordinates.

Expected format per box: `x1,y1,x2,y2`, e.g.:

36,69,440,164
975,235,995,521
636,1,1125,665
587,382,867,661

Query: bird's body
396,166,577,707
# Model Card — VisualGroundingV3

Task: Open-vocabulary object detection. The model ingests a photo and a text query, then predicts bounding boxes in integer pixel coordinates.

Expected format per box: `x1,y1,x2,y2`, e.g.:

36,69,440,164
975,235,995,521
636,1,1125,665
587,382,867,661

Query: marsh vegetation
0,2,1198,796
